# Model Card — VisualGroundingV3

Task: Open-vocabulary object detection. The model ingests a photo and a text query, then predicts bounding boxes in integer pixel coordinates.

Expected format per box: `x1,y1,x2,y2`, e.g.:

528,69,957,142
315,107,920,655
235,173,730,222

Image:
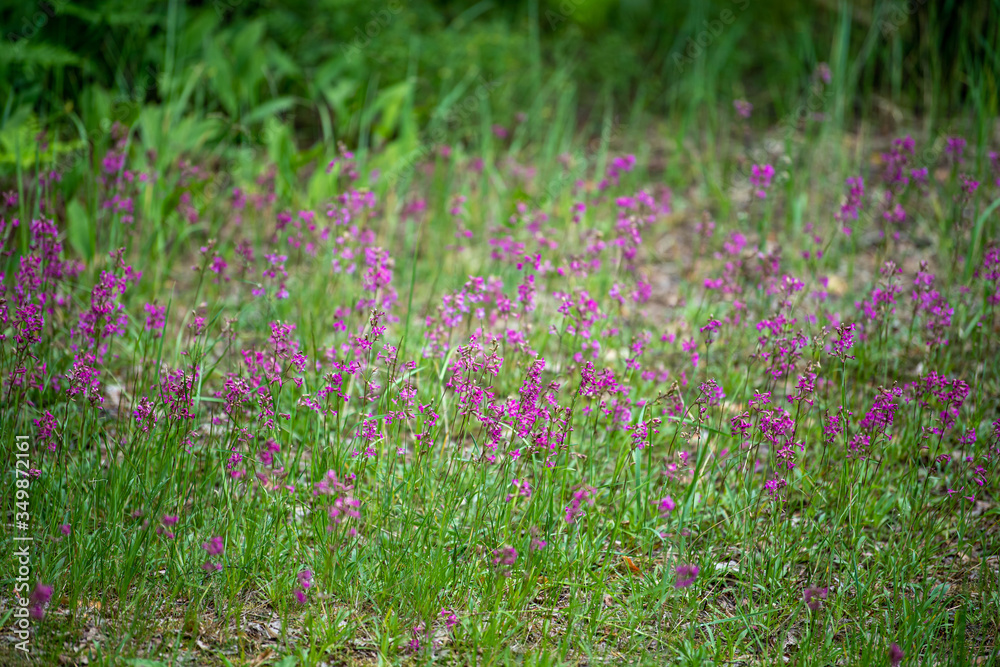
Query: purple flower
675,564,699,589
831,322,856,361
202,536,224,554
750,164,775,199
656,496,676,518
960,174,979,196
59,524,71,536
835,177,864,233
493,546,518,567
889,642,904,666
803,586,828,610
28,582,53,619
564,485,596,524
407,623,425,651
440,608,459,630
201,535,225,572
815,62,831,84
945,136,966,163
492,546,518,576
733,99,753,119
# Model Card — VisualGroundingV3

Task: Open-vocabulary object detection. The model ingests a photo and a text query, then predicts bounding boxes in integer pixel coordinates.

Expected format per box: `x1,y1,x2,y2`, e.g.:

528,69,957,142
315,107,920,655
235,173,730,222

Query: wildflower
314,470,362,534
492,546,518,577
201,536,224,572
564,485,596,524
750,164,775,199
733,99,753,118
803,586,828,610
202,536,224,554
831,322,856,361
528,526,547,552
407,623,426,651
835,176,864,234
294,569,313,603
59,524,71,536
815,62,831,84
945,136,966,163
699,318,721,335
889,642,904,667
675,564,699,589
656,495,676,518
698,379,725,407
440,608,459,630
960,174,979,196
144,303,166,333
507,478,532,501
28,582,53,619
881,136,914,186
156,514,179,539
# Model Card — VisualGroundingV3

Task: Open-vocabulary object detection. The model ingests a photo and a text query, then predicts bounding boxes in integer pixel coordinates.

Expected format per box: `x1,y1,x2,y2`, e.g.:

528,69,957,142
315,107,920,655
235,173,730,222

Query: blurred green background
1,0,998,172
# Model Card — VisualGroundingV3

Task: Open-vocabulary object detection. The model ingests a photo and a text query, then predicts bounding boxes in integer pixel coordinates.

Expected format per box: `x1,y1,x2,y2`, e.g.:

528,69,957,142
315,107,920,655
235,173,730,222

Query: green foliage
1,0,998,163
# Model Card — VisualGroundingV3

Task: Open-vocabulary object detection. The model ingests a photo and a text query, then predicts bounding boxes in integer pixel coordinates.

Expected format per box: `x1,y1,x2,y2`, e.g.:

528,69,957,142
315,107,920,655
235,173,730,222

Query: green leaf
66,199,95,262
243,97,297,127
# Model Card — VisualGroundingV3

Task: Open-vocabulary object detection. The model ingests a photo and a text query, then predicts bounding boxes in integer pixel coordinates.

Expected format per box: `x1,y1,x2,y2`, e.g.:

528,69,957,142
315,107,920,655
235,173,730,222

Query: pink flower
59,524,71,536
803,586,828,610
492,546,518,576
656,496,676,518
750,164,775,198
201,535,224,571
815,62,831,84
493,546,518,566
440,608,459,630
28,582,53,619
675,564,699,589
202,536,224,556
144,303,166,333
889,642,904,667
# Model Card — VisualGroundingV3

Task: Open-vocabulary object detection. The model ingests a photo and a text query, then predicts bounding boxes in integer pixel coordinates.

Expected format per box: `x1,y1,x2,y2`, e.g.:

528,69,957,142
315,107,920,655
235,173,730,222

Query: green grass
0,100,998,665
1,3,999,666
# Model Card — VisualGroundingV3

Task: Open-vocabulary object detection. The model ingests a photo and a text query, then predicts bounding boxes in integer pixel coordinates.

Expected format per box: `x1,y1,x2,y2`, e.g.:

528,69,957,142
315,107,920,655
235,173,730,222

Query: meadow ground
1,72,1000,667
